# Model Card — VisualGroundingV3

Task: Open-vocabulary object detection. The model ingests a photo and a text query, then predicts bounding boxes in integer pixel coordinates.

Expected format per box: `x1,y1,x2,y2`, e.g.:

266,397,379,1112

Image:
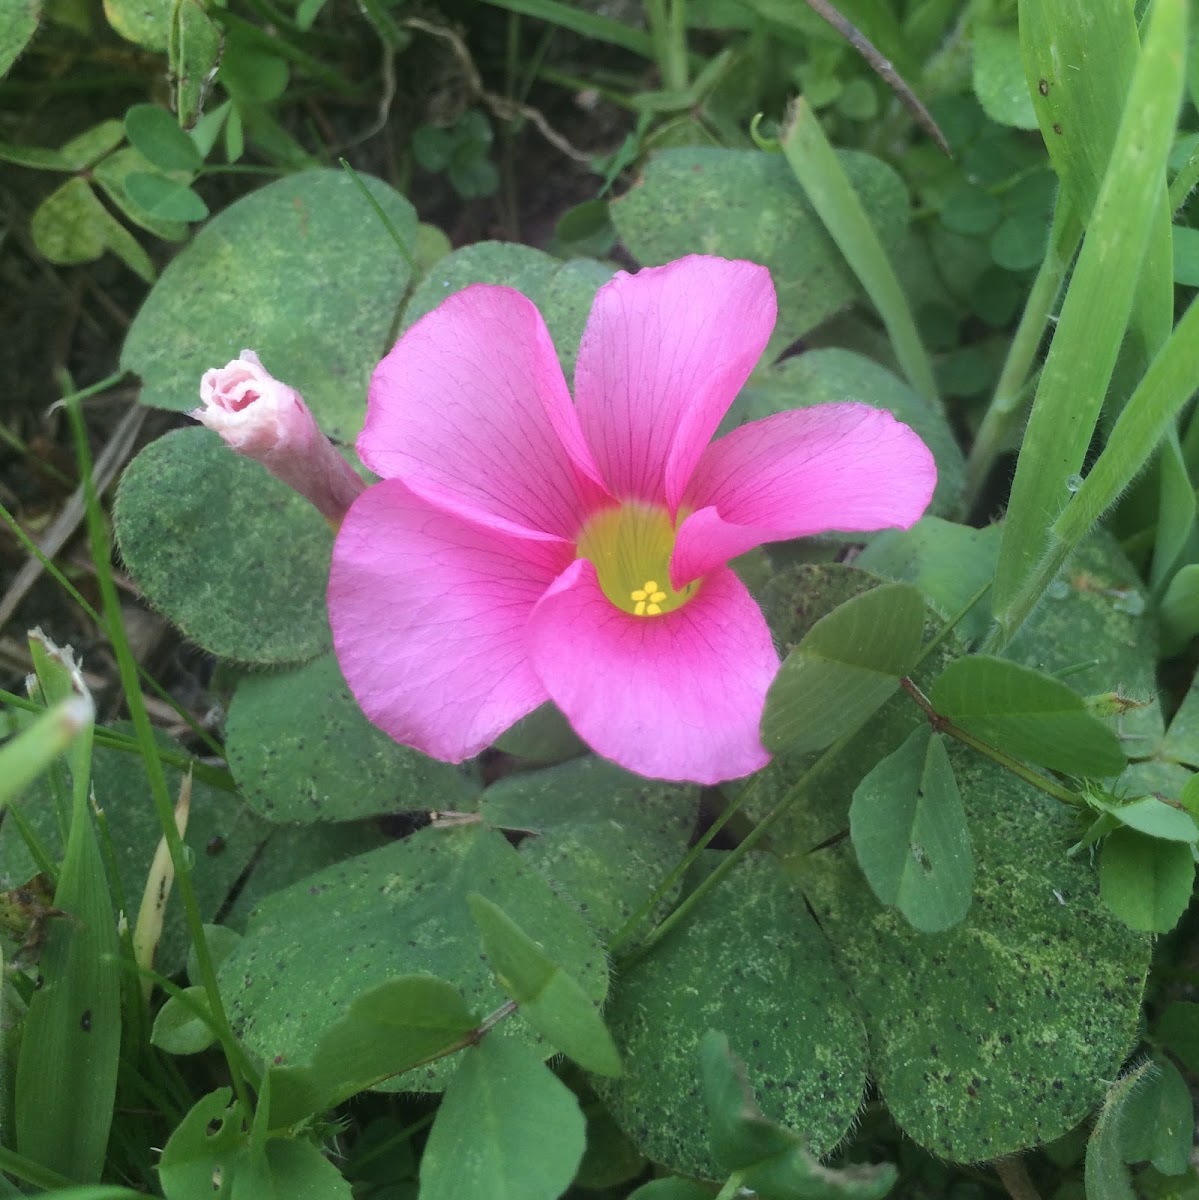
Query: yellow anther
631,580,668,608
576,503,701,618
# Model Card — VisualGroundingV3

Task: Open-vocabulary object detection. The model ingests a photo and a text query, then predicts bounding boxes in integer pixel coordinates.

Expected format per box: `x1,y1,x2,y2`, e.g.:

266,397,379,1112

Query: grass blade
779,98,938,405
0,698,94,810
14,644,120,1182
998,290,1199,635
965,198,1081,511
989,0,1186,642
63,396,254,1111
479,0,654,56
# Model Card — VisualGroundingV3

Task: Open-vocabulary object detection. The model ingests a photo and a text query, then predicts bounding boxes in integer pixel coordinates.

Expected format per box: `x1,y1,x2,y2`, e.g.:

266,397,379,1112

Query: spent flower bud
194,350,365,524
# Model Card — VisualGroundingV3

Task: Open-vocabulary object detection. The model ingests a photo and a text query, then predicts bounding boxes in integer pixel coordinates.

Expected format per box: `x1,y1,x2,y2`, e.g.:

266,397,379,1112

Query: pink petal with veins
329,479,573,761
672,403,937,586
572,256,777,512
360,285,609,541
527,558,777,784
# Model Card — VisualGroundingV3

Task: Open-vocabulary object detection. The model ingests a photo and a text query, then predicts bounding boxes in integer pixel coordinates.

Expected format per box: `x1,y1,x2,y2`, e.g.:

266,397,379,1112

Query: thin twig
993,1156,1044,1200
332,31,398,153
801,0,951,156
0,400,144,631
402,17,595,164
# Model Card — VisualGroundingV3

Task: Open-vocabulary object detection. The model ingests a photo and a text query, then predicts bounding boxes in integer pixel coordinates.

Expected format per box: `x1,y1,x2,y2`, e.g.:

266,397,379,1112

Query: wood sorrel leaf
1160,666,1199,770
468,894,622,1077
598,853,867,1179
801,745,1149,1163
159,1089,247,1199
929,655,1126,777
169,0,222,128
1161,563,1199,653
419,1037,586,1200
159,1087,354,1199
219,824,608,1094
1084,1063,1153,1200
1153,1000,1199,1073
122,169,418,441
850,727,973,933
611,146,909,360
402,241,612,381
31,177,154,281
92,147,188,242
480,756,698,947
267,975,478,1129
124,103,203,172
700,1030,794,1171
972,22,1037,130
114,427,333,665
59,119,125,169
856,517,999,646
700,1031,897,1200
628,1179,714,1200
573,1105,646,1191
225,651,476,822
151,985,216,1056
1099,828,1194,933
1002,533,1162,752
762,582,925,755
243,1139,354,1200
103,0,168,48
1117,1056,1193,1175
1088,794,1197,843
746,563,960,861
0,0,40,78
122,171,208,222
492,701,588,765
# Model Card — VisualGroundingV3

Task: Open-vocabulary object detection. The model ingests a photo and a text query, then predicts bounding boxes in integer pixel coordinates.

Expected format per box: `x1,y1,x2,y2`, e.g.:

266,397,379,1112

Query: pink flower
194,350,365,524
328,256,936,784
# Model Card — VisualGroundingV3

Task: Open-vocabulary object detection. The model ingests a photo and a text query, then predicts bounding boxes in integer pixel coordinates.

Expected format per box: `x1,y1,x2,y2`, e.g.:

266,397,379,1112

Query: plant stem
0,1146,75,1190
899,678,1079,805
714,1173,745,1200
620,739,851,968
965,201,1081,513
645,0,688,91
609,773,762,957
993,1156,1043,1200
986,288,1199,649
65,398,255,1113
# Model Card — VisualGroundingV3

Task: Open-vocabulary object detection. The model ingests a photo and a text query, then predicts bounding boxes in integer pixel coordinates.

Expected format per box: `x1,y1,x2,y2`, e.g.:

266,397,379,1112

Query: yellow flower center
576,502,699,617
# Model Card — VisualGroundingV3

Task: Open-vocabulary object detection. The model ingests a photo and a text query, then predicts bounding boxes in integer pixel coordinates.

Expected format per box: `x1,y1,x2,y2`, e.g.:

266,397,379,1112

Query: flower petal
671,404,937,585
572,256,777,511
360,285,609,540
528,559,776,784
329,479,573,762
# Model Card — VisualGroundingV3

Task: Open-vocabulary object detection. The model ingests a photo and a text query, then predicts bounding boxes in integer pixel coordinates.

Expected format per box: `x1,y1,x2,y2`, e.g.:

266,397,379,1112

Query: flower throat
576,502,699,617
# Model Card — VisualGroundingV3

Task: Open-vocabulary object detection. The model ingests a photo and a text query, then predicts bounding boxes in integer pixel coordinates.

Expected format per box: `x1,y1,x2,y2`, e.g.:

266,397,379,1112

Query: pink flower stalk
328,256,936,784
194,350,365,524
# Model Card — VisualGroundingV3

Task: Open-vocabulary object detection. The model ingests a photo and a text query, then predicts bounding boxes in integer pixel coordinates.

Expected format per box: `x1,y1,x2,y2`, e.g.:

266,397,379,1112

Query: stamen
576,504,701,618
